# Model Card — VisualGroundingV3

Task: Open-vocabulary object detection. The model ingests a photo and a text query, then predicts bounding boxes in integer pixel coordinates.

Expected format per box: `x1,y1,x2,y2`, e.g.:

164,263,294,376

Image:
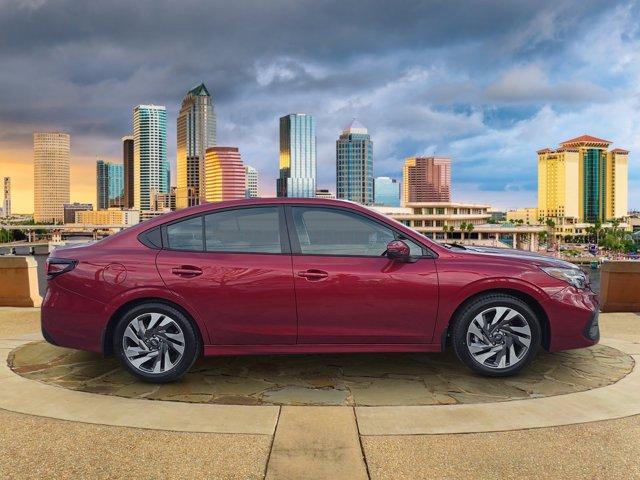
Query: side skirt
203,343,442,356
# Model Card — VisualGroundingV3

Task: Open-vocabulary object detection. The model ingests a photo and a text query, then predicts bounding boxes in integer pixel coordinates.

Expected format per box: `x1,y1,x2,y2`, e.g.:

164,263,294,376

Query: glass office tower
97,160,124,209
374,176,401,206
277,114,316,197
133,105,169,211
176,83,216,208
336,119,373,205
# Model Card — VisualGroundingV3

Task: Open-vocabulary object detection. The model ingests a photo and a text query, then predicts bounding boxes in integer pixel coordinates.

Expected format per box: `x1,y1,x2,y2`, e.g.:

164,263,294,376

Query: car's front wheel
452,294,541,376
114,302,199,383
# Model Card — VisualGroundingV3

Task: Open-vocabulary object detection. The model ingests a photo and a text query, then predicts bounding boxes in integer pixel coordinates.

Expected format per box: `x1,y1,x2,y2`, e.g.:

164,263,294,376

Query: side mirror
386,239,410,261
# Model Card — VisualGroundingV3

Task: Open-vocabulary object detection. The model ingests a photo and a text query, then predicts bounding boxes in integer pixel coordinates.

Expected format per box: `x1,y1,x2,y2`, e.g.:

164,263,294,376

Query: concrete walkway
1,308,640,479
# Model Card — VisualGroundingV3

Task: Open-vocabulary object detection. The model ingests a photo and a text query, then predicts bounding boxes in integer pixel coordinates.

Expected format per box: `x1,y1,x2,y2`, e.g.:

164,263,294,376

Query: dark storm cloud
0,0,637,207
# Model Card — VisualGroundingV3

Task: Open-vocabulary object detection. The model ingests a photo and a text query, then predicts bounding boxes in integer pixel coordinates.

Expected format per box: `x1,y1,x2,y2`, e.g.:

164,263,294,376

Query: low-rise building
315,188,335,199
371,202,544,251
139,210,171,222
63,202,93,224
75,208,140,226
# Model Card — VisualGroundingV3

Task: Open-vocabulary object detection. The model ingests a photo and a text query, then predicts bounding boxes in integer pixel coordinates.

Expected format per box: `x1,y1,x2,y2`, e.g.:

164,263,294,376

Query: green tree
466,223,474,237
0,228,12,243
460,222,467,242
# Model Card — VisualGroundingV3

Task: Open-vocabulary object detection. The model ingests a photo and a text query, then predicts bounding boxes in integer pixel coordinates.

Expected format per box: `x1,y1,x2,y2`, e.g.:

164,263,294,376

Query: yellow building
506,208,539,224
537,135,628,223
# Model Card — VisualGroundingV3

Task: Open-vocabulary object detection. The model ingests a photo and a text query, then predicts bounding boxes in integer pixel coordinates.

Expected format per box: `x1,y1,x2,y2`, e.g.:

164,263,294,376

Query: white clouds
485,64,610,104
2,0,640,210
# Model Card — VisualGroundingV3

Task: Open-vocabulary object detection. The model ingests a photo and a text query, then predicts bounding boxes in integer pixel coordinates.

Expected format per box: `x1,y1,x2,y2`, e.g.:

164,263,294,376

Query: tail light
46,257,78,279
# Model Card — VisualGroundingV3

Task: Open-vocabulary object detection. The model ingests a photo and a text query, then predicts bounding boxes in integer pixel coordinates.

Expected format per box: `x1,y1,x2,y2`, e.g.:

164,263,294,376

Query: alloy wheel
466,306,532,370
122,312,186,374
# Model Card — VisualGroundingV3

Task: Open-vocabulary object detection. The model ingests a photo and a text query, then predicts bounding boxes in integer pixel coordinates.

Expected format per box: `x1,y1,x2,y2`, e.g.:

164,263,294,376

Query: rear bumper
41,282,107,353
545,286,600,352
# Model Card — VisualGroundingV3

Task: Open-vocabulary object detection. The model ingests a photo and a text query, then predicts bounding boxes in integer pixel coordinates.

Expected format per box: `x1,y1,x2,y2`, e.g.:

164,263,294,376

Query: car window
291,207,423,257
204,207,282,254
166,216,203,251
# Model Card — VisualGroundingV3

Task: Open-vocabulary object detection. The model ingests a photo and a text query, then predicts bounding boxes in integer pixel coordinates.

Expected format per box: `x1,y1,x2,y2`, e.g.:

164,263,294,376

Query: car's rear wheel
114,303,199,383
452,294,541,377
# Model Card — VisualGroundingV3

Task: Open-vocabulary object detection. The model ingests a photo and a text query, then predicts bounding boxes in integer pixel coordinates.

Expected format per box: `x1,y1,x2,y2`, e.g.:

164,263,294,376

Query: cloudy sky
0,0,639,213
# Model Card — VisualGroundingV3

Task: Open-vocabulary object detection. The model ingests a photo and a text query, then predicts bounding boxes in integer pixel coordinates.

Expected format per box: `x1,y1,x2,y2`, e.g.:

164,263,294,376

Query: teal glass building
96,160,124,209
374,176,400,207
277,114,316,198
582,148,607,223
133,105,169,211
336,119,373,205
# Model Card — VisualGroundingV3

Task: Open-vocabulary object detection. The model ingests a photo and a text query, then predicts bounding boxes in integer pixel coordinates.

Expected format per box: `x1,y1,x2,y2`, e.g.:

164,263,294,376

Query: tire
114,302,199,383
452,294,541,377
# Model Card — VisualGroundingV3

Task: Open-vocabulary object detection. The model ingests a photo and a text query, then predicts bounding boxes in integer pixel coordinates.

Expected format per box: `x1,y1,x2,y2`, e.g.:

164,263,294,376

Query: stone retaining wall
600,261,640,312
0,256,42,307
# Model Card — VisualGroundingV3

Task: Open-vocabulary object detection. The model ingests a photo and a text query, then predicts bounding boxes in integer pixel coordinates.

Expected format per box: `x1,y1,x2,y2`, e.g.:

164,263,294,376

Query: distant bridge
0,224,130,242
0,224,128,230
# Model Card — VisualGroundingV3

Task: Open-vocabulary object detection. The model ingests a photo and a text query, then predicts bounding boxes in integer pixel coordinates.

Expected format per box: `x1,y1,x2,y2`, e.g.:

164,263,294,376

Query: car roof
114,198,368,236
146,197,365,226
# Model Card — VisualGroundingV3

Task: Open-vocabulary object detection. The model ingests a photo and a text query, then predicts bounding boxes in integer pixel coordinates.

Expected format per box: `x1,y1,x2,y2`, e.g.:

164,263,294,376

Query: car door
156,205,297,345
287,205,439,344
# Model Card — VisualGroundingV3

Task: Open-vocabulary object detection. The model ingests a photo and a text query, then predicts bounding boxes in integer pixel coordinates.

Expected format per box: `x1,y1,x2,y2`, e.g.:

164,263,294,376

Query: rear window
204,207,282,253
166,216,203,251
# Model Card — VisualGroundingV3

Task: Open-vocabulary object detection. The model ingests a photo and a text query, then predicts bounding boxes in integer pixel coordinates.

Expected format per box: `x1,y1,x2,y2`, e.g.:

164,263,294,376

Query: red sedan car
42,198,599,382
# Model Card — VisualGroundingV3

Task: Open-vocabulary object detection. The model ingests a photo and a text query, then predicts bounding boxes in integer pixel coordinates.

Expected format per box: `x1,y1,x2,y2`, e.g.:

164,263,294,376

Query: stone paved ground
9,341,633,406
2,307,640,479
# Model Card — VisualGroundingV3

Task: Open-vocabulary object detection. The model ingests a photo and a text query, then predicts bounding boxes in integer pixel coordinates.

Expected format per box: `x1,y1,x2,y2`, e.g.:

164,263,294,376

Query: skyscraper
402,156,451,205
336,119,374,205
176,83,216,209
245,165,259,198
277,114,316,197
96,160,124,210
96,160,108,209
122,135,134,208
97,161,124,209
374,176,401,207
537,135,628,223
2,177,10,217
204,147,246,202
33,132,70,223
133,105,169,211
109,163,124,207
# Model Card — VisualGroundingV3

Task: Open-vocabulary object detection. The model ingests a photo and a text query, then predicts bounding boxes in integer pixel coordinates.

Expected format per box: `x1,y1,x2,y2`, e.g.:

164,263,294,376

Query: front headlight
541,266,588,289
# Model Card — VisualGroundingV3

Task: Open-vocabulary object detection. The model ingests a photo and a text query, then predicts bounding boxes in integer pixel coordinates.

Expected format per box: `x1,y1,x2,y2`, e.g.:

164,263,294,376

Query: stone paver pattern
9,340,633,406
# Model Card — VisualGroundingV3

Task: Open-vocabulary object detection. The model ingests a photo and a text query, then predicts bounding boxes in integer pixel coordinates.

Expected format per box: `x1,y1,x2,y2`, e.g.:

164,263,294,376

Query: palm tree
466,223,474,243
545,218,556,248
460,222,467,242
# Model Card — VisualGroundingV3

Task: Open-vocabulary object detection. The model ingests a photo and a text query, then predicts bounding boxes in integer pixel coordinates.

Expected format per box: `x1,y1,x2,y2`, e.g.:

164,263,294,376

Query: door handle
171,266,203,277
297,269,329,280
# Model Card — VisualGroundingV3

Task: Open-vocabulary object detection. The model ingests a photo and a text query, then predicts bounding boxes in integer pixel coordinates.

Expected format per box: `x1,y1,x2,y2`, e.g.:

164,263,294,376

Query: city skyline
1,1,639,213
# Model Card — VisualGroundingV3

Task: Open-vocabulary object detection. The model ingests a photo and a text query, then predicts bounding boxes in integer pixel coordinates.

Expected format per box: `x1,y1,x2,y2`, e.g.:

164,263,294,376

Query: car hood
452,245,579,269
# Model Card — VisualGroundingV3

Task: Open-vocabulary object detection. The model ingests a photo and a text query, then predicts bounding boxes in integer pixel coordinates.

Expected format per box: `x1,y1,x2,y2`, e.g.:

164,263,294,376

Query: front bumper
583,309,600,342
545,286,600,352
